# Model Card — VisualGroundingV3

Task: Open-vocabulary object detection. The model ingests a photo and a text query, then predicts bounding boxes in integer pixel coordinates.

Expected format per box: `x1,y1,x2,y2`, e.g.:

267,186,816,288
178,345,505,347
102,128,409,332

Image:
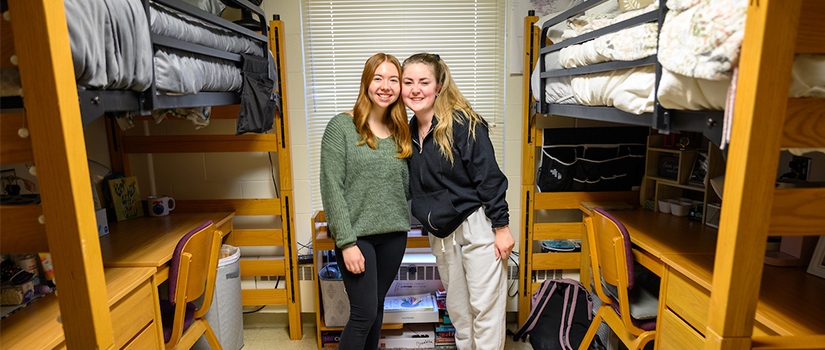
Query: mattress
64,0,262,95
531,0,825,114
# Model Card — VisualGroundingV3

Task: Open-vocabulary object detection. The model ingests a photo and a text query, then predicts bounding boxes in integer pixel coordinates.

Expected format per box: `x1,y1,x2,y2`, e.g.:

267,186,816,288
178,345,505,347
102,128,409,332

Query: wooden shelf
647,177,707,191
318,316,404,332
313,224,431,251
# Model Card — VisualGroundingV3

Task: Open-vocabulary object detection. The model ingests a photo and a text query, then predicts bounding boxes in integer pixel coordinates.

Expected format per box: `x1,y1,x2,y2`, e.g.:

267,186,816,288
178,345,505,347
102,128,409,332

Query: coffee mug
148,195,176,217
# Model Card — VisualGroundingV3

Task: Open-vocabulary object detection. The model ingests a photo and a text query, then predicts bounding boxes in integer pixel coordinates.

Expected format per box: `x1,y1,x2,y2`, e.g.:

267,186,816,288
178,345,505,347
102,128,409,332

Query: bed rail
534,0,725,145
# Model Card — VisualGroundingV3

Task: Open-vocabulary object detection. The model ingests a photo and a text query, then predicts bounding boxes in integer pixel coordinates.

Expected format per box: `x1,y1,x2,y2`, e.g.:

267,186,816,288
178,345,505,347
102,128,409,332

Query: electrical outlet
790,156,812,181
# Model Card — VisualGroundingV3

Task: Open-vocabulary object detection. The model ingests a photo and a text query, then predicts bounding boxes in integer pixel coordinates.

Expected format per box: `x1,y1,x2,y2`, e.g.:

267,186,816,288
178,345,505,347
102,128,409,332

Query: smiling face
402,62,441,119
368,61,401,113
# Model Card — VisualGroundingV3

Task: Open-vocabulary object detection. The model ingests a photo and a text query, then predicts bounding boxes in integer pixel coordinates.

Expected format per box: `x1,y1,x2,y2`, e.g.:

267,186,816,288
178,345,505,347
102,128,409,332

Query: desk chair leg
202,319,224,350
578,306,607,350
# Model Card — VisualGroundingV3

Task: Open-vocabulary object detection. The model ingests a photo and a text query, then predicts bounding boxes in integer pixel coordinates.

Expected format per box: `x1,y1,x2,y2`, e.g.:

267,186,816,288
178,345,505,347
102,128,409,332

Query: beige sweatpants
429,207,507,350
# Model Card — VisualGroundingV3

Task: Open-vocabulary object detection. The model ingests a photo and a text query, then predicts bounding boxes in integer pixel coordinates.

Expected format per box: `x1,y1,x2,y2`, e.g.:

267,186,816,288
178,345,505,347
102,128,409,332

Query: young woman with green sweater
319,53,412,350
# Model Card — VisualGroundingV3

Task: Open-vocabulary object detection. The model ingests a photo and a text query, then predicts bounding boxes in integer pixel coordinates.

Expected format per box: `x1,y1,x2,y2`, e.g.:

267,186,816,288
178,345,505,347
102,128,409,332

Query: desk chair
580,208,657,350
161,221,224,350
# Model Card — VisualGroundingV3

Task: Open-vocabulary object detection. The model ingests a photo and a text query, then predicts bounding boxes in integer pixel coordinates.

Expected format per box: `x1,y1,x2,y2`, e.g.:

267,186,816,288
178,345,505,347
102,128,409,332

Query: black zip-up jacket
409,111,509,238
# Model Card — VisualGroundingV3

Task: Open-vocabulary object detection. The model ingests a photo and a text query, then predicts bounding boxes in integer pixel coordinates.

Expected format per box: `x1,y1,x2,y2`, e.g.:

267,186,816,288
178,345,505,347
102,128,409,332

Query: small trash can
193,244,243,350
318,263,350,328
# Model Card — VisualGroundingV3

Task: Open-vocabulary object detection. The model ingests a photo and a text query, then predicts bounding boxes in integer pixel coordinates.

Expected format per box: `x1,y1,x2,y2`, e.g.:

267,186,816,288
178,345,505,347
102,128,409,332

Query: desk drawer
110,279,155,349
658,309,704,350
122,322,160,350
665,268,709,334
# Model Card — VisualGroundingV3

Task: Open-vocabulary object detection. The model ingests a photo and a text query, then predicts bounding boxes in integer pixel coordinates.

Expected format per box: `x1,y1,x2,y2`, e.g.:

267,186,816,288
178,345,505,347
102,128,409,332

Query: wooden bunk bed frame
519,0,825,349
0,1,301,348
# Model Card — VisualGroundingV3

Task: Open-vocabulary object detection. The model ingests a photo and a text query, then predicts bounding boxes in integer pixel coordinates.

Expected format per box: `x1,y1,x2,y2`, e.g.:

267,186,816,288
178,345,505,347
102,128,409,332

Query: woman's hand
494,226,515,261
342,245,365,274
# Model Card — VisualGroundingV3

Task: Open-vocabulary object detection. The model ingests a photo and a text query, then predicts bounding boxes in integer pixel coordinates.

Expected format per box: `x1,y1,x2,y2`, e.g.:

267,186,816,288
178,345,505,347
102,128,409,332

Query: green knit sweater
320,113,411,249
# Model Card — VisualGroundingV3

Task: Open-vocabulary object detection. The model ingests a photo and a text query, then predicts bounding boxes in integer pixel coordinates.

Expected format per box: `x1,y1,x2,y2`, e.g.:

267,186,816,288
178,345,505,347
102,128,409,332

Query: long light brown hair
402,53,484,164
352,53,411,158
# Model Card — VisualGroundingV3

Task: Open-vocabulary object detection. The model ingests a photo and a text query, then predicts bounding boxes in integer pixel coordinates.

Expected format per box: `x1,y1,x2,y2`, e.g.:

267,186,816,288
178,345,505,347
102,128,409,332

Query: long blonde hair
402,53,484,164
353,53,412,158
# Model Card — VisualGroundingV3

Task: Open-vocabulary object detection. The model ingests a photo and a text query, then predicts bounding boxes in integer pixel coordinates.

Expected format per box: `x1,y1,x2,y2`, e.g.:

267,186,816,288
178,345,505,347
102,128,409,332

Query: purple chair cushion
593,207,634,290
160,299,197,343
168,221,214,303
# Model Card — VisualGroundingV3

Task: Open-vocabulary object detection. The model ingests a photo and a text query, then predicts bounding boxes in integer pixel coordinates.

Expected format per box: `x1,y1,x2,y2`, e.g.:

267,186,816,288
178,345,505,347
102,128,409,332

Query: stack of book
435,322,456,349
321,331,341,348
434,289,455,349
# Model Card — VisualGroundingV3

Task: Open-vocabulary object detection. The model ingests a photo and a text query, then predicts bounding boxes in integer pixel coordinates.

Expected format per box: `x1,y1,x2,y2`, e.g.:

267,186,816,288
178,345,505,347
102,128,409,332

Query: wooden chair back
579,208,655,350
165,221,224,349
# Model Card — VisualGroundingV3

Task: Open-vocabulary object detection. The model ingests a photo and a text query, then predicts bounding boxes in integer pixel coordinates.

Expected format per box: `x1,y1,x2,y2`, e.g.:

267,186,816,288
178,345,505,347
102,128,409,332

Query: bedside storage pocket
658,309,704,350
110,279,155,349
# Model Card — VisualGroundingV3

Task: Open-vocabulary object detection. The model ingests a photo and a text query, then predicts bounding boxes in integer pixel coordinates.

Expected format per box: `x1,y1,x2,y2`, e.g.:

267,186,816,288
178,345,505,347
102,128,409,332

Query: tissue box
96,208,109,237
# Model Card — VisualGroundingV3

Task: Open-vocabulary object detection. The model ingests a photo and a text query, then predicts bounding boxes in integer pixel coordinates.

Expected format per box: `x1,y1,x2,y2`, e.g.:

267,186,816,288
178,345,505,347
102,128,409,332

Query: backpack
513,278,593,350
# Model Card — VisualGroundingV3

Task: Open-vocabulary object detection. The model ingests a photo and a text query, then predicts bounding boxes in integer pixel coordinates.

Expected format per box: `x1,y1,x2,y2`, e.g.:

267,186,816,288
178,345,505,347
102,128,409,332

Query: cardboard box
96,208,109,237
379,324,435,349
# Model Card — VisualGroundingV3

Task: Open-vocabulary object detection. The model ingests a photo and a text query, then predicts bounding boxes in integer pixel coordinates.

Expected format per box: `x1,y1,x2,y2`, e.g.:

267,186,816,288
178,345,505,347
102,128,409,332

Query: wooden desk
1,267,160,350
581,208,718,277
99,211,234,282
661,253,825,337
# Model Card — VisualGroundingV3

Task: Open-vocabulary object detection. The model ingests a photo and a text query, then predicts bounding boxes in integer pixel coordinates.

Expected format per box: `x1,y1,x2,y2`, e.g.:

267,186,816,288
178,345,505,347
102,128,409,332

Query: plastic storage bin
193,244,243,350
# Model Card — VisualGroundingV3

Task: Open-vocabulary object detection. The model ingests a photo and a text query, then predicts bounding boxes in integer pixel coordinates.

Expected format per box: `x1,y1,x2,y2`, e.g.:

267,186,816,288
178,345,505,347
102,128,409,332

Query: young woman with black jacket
402,53,515,350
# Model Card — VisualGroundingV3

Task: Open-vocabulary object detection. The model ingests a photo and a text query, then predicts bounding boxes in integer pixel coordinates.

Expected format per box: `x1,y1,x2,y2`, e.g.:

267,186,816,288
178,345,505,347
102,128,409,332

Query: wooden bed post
703,1,802,349
518,12,540,327
270,17,303,340
8,0,114,348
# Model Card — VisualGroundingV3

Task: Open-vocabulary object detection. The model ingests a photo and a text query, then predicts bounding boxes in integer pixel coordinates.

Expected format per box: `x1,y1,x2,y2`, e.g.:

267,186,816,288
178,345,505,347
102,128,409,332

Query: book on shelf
435,324,456,333
383,293,435,312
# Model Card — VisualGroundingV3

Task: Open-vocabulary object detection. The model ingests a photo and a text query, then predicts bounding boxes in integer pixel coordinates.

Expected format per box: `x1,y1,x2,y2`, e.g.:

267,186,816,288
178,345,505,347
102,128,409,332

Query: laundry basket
193,244,243,350
318,263,349,328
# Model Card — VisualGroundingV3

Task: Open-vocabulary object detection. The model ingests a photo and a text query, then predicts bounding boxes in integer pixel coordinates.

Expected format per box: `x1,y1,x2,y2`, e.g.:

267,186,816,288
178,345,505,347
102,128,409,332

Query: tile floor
241,313,534,349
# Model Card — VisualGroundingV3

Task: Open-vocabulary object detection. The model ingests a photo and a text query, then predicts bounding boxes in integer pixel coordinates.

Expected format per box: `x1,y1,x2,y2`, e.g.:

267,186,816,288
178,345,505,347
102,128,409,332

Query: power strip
298,254,313,265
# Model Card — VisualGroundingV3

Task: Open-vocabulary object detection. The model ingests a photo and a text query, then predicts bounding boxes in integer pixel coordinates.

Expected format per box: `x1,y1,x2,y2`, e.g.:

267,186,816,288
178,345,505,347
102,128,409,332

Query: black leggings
334,231,407,350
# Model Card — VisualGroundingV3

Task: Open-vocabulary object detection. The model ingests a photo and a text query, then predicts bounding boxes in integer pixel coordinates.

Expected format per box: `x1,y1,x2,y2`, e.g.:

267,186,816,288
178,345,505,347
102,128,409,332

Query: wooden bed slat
795,0,825,54
0,205,49,253
782,98,825,148
122,134,280,153
240,257,286,277
173,198,282,216
769,188,825,236
230,228,284,246
242,288,287,306
0,112,34,164
532,252,582,270
533,222,582,240
534,191,639,210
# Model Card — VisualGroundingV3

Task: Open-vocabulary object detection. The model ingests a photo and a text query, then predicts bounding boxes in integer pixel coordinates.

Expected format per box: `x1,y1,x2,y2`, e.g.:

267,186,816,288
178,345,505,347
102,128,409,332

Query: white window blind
302,0,506,211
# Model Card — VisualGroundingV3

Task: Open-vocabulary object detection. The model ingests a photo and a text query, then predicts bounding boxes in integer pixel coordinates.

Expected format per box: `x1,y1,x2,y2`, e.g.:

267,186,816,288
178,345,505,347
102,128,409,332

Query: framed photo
807,236,825,279
657,156,679,180
108,176,144,221
688,152,709,186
